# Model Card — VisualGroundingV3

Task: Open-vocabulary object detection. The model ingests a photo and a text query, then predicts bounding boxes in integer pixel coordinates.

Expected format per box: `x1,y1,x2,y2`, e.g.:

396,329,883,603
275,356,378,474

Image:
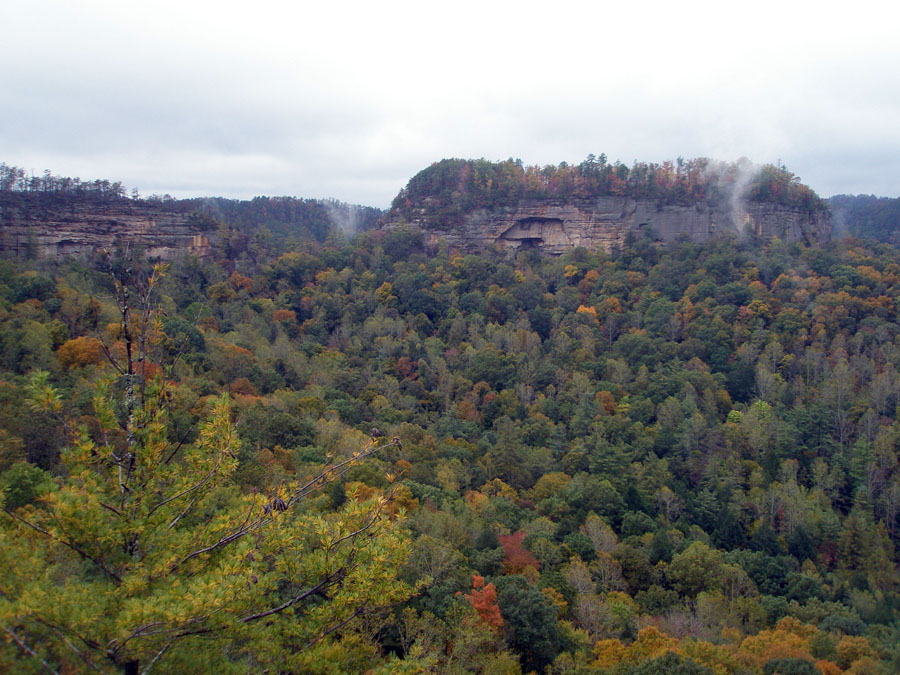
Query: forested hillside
830,195,900,244
2,223,900,672
390,157,828,226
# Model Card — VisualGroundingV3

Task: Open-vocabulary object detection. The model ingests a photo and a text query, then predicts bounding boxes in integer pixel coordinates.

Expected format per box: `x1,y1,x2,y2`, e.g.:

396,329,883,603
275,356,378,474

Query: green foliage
618,650,714,674
495,575,562,672
761,657,821,675
0,461,53,510
0,263,414,673
2,218,900,671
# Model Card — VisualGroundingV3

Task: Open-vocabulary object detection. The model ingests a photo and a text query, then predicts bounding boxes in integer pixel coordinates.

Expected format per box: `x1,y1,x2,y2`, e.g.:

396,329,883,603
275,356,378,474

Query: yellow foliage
816,660,844,675
846,657,881,674
592,638,627,669
681,639,733,675
541,586,568,617
836,635,876,670
629,626,680,662
375,281,394,303
465,490,490,513
576,304,598,321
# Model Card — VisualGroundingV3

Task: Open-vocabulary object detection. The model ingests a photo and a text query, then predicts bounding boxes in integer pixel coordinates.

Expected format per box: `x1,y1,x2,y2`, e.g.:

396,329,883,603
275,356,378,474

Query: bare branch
239,568,348,623
41,623,101,671
329,489,395,549
99,502,123,517
145,467,218,519
172,437,399,573
140,638,174,675
166,495,198,531
302,602,368,651
161,425,194,466
0,623,59,674
2,508,122,584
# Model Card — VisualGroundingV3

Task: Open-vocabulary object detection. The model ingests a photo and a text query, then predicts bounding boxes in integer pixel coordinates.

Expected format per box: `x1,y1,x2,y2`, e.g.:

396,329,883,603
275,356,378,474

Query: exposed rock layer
0,197,214,259
389,196,831,254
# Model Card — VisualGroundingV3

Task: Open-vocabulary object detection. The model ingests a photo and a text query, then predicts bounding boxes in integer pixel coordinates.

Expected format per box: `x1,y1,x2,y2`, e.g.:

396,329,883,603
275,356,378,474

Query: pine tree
0,260,413,673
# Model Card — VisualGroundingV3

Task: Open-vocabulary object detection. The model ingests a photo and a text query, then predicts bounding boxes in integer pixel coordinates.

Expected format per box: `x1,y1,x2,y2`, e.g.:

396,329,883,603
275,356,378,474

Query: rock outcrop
0,195,215,260
388,196,831,255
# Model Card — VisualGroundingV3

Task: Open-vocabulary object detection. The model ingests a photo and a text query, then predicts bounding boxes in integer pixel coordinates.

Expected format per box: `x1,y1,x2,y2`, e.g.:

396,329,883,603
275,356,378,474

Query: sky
3,0,899,208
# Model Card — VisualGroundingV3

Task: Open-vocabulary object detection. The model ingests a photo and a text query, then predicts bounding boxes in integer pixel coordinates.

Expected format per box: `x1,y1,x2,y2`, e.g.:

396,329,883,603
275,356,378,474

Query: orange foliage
272,309,297,323
595,390,616,415
456,399,480,422
199,315,219,332
736,617,817,669
229,378,258,396
395,356,418,380
464,490,490,512
592,638,627,669
576,305,599,322
836,635,876,670
137,361,163,381
541,586,567,616
224,344,254,359
598,297,623,315
628,626,680,662
227,271,255,291
816,660,843,675
464,575,504,629
58,336,105,369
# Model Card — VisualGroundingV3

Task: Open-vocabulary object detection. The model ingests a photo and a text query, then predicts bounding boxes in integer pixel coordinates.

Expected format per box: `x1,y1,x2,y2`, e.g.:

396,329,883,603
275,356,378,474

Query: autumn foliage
464,575,503,629
57,336,104,369
499,531,540,574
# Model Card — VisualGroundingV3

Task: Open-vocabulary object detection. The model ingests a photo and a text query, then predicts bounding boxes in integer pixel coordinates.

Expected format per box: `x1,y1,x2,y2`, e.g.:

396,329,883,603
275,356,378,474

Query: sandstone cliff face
0,197,215,260
390,196,831,254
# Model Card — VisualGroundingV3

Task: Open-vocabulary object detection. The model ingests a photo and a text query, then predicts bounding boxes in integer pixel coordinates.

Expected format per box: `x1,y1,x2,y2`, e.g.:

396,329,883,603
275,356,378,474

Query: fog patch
324,200,361,237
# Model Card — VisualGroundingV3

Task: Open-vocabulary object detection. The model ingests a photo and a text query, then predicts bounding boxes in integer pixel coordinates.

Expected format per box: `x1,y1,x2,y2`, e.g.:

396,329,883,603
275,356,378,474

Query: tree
667,541,725,598
463,575,503,630
0,260,413,673
495,575,562,672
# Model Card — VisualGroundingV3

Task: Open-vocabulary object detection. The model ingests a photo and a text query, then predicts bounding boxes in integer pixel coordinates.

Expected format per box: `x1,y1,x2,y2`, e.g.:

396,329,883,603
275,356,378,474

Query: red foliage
499,531,540,574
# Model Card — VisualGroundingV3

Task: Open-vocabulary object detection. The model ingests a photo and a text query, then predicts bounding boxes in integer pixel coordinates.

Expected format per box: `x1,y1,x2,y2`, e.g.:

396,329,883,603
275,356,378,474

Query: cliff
0,194,215,260
383,158,832,254
391,196,832,255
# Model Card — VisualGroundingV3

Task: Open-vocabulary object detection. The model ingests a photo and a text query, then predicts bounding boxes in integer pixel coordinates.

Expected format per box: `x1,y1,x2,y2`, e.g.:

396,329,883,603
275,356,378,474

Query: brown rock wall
390,196,831,254
0,199,214,259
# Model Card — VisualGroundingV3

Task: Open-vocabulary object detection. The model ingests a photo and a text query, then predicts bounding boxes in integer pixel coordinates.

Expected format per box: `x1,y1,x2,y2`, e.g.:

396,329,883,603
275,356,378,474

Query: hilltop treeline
0,162,129,200
0,163,384,252
390,157,829,226
1,228,900,672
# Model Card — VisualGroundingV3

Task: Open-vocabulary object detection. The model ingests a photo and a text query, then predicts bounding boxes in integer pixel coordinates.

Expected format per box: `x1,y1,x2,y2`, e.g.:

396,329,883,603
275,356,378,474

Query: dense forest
830,195,900,244
2,217,900,673
389,157,829,227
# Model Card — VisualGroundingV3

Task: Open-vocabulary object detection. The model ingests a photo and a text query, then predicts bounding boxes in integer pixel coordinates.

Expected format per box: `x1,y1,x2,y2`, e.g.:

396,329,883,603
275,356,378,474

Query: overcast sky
3,0,899,207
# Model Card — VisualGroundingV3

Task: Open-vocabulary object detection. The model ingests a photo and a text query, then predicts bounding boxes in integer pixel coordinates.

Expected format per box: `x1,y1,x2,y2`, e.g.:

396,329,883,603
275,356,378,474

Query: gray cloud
3,0,899,207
